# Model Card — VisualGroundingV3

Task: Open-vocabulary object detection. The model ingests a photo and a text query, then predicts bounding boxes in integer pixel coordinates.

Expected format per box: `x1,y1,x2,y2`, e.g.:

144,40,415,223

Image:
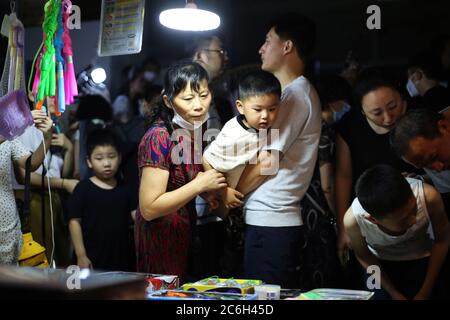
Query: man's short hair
186,33,226,57
86,128,121,158
355,164,413,219
238,70,281,101
269,13,316,62
407,51,443,81
390,108,443,157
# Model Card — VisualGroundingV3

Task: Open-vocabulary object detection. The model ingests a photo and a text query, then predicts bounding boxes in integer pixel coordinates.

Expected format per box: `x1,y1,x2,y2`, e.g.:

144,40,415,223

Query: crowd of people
1,12,450,300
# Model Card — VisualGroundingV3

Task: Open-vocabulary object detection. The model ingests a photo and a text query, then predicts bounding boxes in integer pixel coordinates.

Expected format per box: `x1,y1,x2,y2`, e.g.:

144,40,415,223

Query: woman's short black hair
147,60,209,132
353,67,402,109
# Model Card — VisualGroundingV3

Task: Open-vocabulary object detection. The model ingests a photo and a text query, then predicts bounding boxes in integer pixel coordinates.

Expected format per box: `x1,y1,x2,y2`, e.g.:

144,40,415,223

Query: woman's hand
51,133,73,151
31,109,53,138
195,169,227,193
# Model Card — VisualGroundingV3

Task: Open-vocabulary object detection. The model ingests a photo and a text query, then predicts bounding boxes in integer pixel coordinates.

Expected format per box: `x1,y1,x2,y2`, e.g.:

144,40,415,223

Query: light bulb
91,67,107,84
159,8,220,31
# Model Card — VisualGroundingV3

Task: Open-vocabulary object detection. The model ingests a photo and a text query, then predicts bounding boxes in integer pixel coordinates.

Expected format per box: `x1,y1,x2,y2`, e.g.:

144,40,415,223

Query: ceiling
1,0,450,73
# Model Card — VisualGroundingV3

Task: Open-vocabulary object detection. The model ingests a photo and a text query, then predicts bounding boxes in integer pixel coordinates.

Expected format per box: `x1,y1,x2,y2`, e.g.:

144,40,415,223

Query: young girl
135,61,226,282
0,109,53,264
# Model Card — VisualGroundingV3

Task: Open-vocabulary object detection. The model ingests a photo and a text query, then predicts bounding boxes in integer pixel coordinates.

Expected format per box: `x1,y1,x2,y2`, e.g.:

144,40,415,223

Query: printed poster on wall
98,0,145,57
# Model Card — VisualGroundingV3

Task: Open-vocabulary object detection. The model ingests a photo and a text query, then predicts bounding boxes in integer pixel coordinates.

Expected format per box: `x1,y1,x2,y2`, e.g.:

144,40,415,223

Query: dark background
1,0,450,96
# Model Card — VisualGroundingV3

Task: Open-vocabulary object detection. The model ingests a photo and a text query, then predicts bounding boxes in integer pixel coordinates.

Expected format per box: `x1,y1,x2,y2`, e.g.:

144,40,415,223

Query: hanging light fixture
159,0,220,31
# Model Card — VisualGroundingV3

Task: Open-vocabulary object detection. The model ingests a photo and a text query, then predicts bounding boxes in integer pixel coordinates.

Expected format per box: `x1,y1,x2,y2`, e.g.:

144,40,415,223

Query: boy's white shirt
203,116,263,188
351,178,435,261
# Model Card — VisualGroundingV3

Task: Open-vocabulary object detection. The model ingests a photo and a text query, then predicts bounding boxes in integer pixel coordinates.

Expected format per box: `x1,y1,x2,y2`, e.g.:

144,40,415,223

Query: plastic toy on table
148,290,257,300
181,276,263,294
145,274,179,293
295,289,374,300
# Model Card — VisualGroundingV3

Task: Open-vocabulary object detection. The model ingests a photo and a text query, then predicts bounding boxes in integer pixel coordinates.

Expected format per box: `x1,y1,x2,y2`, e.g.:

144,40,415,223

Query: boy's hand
221,187,244,209
337,230,352,266
77,255,93,269
31,109,53,138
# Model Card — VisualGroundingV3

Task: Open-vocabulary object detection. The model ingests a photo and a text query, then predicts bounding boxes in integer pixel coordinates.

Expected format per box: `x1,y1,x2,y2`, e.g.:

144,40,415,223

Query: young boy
68,128,136,271
344,164,450,299
203,69,281,210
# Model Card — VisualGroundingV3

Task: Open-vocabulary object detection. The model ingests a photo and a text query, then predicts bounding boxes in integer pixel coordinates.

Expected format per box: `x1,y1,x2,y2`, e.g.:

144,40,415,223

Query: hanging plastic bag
0,90,33,140
0,12,33,140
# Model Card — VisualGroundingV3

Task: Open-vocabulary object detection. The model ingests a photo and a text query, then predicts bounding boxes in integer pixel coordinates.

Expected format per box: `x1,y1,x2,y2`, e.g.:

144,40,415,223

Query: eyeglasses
202,48,227,56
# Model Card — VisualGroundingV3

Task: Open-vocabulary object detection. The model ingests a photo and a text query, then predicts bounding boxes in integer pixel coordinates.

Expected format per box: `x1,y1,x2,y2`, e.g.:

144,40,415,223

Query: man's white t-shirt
244,76,322,227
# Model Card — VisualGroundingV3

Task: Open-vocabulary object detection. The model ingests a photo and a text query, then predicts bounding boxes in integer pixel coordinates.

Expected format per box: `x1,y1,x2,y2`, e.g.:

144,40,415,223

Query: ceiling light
90,67,107,84
159,1,220,31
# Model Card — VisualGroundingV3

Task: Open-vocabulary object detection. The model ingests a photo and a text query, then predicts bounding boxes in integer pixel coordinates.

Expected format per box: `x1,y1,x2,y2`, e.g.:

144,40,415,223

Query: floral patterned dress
0,139,29,264
134,121,202,282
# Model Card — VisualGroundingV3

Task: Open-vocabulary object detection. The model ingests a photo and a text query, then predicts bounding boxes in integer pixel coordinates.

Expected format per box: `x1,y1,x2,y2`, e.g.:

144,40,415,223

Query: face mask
406,78,420,97
332,102,351,122
171,106,209,130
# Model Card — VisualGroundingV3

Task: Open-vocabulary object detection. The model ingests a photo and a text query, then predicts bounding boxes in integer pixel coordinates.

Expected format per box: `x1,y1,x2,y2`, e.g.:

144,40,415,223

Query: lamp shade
159,8,220,31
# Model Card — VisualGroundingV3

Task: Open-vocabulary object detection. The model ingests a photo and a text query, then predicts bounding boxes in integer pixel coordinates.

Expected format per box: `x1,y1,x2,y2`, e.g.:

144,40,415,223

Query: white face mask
406,78,420,97
172,107,209,130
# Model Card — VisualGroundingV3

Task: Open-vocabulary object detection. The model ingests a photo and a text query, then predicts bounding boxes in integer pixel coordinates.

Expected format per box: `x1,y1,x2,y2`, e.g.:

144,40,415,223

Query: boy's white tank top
351,178,434,261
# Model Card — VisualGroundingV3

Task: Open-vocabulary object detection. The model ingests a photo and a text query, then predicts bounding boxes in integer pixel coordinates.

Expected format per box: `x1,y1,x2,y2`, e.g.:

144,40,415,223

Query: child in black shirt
68,128,136,271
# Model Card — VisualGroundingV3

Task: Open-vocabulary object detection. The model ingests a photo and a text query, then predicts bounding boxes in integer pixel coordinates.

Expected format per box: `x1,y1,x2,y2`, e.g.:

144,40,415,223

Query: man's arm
415,184,450,299
344,208,407,300
235,150,280,195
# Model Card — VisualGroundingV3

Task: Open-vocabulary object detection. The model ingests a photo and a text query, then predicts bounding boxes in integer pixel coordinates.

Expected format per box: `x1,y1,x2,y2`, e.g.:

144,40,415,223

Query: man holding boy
235,13,322,288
